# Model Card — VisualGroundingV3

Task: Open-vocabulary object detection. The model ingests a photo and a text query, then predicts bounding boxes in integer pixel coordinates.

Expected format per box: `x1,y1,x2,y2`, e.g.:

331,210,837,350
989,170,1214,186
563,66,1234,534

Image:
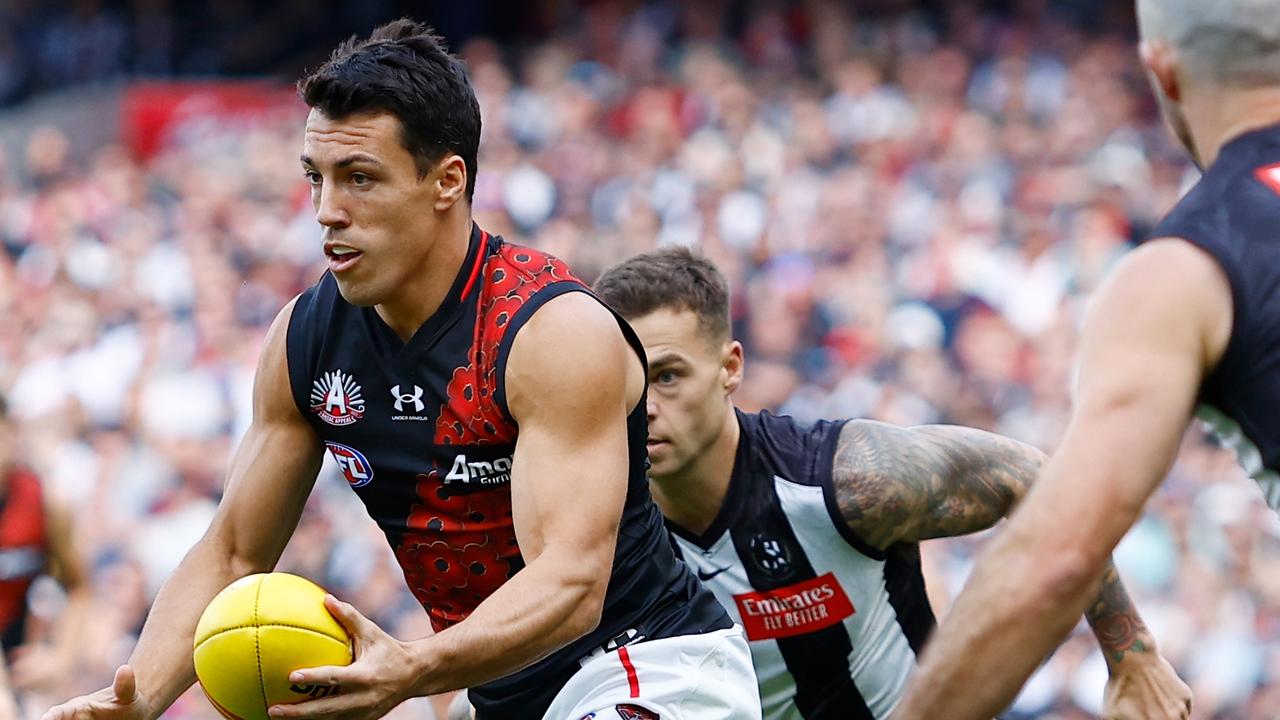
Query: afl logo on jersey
311,369,366,426
325,442,374,488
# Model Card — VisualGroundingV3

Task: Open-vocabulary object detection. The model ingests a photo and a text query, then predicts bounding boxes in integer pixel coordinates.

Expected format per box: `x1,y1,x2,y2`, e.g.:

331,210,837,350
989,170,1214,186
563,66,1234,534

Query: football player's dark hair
299,18,481,201
594,246,731,342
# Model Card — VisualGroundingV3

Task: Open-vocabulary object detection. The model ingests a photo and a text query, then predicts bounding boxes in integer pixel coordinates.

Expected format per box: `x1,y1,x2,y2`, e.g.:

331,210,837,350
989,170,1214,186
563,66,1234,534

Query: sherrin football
194,573,353,720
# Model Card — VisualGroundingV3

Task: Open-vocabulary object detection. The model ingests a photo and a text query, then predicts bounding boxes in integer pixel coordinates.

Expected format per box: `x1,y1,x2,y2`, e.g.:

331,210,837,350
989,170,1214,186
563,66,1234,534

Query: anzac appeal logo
311,369,366,426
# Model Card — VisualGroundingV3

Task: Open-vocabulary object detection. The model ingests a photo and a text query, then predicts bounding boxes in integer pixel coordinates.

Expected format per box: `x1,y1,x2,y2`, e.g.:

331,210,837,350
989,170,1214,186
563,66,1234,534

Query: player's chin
332,275,385,308
645,445,679,477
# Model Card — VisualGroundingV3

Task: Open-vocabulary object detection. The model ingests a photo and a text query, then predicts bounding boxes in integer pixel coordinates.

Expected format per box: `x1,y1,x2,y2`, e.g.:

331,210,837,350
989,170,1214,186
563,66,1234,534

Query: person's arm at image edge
43,298,326,720
893,239,1229,720
833,419,1190,716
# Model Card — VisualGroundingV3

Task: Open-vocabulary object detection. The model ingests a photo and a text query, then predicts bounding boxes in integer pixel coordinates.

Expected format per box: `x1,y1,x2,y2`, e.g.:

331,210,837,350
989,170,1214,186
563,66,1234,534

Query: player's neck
1193,86,1280,167
650,404,740,535
374,211,472,342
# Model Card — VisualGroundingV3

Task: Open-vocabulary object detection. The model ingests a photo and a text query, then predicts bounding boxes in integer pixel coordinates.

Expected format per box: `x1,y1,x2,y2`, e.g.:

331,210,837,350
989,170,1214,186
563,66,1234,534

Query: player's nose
315,185,351,228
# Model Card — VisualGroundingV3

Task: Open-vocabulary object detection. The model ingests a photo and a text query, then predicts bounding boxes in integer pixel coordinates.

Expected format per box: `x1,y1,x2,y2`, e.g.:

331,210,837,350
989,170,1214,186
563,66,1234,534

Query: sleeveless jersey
0,466,47,650
1150,123,1280,510
285,225,728,719
668,410,933,720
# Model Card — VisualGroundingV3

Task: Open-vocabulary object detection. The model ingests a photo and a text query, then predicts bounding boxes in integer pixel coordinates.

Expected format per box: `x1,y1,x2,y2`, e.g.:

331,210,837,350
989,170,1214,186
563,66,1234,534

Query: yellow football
194,573,352,720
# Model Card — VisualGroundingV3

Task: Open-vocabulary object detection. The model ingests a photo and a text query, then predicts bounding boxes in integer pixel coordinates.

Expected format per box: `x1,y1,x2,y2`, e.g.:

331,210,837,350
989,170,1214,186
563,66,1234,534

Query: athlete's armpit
831,421,1044,551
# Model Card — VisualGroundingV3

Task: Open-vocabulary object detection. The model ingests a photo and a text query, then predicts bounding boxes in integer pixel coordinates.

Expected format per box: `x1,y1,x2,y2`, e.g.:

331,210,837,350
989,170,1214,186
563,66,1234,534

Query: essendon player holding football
44,20,758,720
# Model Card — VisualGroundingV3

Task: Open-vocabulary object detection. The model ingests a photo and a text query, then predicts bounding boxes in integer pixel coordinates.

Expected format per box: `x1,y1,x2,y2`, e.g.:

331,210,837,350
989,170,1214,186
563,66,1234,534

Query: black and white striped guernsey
667,410,934,720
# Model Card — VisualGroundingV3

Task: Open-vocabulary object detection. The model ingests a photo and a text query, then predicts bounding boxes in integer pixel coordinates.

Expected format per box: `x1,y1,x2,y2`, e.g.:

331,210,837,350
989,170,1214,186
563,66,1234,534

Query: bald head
1139,0,1280,86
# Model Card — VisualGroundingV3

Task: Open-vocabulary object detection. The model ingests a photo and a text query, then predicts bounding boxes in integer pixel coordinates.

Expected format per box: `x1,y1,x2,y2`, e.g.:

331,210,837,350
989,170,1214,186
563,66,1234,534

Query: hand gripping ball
194,573,353,720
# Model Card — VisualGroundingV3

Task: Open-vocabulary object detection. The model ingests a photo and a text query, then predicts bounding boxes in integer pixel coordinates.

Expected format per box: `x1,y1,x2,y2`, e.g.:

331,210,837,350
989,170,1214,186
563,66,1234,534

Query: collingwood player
898,1,1280,717
593,248,1191,720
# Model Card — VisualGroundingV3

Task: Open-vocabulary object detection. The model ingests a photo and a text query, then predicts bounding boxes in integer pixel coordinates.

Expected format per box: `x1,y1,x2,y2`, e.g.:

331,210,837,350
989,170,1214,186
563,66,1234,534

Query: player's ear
433,153,467,211
1140,39,1182,104
722,339,744,395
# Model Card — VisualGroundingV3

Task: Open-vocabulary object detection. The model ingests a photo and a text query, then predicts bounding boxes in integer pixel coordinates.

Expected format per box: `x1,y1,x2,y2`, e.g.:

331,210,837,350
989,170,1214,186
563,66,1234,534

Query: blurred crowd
2,1,1280,719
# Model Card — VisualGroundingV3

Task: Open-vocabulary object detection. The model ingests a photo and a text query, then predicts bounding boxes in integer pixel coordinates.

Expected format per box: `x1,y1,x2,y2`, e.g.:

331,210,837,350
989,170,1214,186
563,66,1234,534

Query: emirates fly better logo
311,369,366,426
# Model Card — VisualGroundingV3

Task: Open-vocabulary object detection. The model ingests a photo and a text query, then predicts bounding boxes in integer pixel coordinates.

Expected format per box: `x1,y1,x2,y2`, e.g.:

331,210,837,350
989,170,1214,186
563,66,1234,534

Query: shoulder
489,241,583,288
503,292,639,419
1087,239,1232,371
1151,159,1280,269
746,410,848,486
511,290,620,343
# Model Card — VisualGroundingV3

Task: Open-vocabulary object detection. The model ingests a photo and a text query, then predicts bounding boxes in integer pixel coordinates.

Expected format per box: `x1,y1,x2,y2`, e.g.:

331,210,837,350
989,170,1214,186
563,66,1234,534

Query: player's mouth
325,243,363,273
646,438,670,451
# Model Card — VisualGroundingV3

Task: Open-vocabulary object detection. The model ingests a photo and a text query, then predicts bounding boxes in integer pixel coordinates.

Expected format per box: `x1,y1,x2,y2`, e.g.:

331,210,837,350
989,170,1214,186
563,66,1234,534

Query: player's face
629,307,742,480
301,109,457,306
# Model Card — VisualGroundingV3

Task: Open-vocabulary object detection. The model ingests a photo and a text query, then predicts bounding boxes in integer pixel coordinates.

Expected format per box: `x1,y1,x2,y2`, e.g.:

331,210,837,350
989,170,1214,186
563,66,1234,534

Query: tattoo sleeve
832,420,1045,550
833,420,1156,666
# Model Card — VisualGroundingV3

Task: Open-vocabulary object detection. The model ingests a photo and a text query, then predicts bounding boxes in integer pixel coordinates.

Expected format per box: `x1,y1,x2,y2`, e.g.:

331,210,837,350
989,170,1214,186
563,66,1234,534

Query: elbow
204,523,276,580
562,567,610,641
1024,546,1105,610
571,578,609,639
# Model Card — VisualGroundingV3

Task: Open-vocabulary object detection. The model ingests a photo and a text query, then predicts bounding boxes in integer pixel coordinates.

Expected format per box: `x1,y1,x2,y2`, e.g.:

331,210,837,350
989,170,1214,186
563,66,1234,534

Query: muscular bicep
205,297,325,573
832,420,1044,551
1033,240,1230,553
504,292,641,570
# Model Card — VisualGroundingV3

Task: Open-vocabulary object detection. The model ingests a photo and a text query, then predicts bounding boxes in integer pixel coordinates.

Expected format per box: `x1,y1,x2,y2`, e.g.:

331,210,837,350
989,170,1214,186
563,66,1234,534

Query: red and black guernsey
0,466,46,651
1148,123,1280,511
285,224,729,719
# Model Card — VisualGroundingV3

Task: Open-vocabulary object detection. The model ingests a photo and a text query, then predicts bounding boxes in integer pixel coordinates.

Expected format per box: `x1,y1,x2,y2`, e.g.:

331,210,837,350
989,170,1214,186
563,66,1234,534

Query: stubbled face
301,109,443,306
628,307,740,481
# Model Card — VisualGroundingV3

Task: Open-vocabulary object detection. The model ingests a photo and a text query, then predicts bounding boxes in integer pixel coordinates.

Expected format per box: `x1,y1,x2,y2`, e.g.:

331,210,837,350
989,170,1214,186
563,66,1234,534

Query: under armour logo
391,384,425,413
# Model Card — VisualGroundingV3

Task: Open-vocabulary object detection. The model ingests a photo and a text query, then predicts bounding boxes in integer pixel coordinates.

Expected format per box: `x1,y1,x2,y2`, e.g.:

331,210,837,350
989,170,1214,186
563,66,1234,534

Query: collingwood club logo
750,534,794,579
391,384,429,421
310,369,366,426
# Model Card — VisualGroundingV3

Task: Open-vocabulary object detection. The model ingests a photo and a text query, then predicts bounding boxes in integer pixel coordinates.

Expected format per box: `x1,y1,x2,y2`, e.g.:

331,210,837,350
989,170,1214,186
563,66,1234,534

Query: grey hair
1138,0,1280,86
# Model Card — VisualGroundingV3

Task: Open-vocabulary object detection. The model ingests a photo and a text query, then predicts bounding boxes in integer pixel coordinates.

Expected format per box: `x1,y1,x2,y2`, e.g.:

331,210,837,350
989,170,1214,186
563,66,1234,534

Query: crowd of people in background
1,1,1279,718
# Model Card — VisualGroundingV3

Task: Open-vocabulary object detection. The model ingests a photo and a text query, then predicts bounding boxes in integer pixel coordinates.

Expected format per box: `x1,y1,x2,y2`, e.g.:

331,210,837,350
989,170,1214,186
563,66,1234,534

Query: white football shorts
542,626,762,720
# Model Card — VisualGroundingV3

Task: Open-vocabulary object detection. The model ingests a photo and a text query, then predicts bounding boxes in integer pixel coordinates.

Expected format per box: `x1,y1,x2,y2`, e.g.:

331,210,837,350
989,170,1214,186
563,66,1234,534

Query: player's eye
656,371,678,385
304,170,321,185
350,172,372,186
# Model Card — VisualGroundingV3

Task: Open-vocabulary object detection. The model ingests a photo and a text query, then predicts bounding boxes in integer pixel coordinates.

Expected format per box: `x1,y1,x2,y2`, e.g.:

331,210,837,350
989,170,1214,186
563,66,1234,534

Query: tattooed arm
833,421,1190,714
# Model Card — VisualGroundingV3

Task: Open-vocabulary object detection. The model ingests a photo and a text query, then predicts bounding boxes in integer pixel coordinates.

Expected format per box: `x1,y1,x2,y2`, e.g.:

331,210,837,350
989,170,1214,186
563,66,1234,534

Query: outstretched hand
41,666,152,720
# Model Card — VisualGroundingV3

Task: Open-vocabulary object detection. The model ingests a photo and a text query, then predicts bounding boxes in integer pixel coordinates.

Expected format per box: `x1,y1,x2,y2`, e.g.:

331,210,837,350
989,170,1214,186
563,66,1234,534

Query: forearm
406,551,606,696
127,538,261,718
1085,560,1157,667
54,587,94,668
895,517,1107,720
